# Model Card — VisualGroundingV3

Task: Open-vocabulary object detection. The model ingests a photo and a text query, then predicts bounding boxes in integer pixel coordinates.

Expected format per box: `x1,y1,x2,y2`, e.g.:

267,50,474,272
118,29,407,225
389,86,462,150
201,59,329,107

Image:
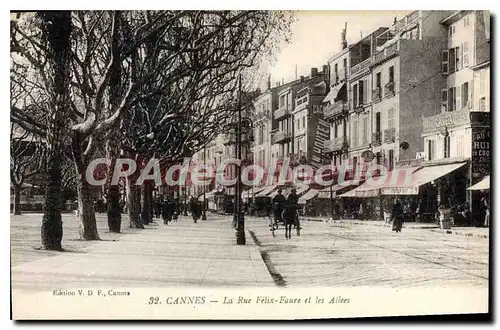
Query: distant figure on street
358,203,364,220
481,195,490,227
391,198,404,233
272,189,286,223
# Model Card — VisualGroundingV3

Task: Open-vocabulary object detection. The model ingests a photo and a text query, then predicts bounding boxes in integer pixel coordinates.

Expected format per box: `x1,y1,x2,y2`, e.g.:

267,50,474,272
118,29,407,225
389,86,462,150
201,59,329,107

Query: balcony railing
324,136,348,152
372,87,382,102
295,95,308,111
372,131,382,146
384,81,395,97
351,58,372,76
274,106,290,120
373,40,400,64
271,130,291,144
353,104,364,114
323,101,349,120
384,128,396,143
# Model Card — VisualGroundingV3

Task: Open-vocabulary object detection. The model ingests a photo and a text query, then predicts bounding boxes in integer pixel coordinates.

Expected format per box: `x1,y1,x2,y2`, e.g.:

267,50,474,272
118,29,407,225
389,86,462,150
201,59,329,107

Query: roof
440,11,467,25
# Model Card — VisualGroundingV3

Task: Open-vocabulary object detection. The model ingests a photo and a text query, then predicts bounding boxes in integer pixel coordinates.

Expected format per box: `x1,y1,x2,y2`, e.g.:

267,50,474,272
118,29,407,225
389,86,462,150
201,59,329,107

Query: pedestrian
391,198,404,233
481,194,490,227
358,202,364,220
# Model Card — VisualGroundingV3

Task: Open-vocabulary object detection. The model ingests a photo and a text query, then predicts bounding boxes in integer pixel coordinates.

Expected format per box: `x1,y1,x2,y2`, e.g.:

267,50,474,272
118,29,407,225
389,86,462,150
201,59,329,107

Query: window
343,58,347,79
335,63,339,83
444,134,450,158
388,149,394,171
334,123,338,138
427,140,434,161
302,116,305,128
353,157,358,172
441,89,448,111
389,66,394,83
358,81,364,106
480,97,486,111
464,15,470,27
448,87,457,111
387,107,395,129
449,47,456,73
353,84,358,108
279,95,285,108
480,70,486,94
376,112,381,133
376,72,381,89
461,82,469,109
351,118,358,148
376,152,381,165
362,115,369,145
442,50,449,74
463,42,469,67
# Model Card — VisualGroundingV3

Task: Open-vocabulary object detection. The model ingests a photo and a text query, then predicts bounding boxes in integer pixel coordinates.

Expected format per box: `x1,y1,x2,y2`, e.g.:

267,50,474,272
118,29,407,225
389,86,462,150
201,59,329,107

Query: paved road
244,216,489,288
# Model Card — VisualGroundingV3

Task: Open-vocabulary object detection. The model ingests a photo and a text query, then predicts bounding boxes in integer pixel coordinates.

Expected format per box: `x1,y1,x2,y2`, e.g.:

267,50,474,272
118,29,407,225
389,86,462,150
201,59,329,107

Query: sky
256,10,412,89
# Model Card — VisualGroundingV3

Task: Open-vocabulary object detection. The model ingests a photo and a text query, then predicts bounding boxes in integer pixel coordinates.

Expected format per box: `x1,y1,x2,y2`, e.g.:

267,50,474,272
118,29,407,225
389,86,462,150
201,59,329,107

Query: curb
246,230,277,286
430,229,489,239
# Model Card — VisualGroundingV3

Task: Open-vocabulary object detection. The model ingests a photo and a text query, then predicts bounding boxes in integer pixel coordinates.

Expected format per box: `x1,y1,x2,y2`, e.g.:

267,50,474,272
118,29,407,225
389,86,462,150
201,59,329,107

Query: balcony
372,87,382,102
384,128,396,143
323,101,349,120
353,104,364,114
271,130,291,144
274,106,290,120
372,131,382,146
384,81,395,97
351,58,372,76
373,40,400,65
324,136,348,152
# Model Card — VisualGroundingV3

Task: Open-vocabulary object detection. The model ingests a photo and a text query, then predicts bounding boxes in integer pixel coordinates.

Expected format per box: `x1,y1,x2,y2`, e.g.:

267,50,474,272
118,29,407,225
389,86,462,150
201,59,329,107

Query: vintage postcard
10,9,490,320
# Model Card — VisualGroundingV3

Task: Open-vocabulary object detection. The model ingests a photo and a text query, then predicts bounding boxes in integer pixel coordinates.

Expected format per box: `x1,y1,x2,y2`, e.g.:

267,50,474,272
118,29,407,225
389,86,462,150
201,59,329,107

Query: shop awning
269,185,309,198
242,186,267,198
256,185,278,197
381,162,467,195
355,167,421,197
298,189,319,204
322,83,346,104
468,175,490,191
318,181,358,198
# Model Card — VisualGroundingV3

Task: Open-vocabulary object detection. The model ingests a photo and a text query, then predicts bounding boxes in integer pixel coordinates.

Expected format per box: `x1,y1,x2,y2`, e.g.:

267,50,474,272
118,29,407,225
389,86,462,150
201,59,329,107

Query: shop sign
422,111,470,134
471,127,491,177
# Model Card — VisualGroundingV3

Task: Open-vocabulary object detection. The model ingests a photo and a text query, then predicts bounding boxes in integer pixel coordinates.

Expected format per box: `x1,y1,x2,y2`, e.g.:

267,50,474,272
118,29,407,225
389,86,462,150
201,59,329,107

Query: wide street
11,213,489,290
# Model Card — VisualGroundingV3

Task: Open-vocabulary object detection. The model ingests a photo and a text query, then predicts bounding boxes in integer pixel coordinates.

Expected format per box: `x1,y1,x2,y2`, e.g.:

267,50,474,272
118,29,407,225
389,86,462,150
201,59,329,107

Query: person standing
272,189,286,224
391,198,404,233
481,194,490,227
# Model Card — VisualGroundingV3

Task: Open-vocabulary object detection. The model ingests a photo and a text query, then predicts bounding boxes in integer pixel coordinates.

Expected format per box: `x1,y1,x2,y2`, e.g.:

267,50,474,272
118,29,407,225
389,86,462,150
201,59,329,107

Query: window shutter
362,80,368,105
457,46,462,70
442,50,449,74
463,42,469,67
448,88,453,111
441,89,448,111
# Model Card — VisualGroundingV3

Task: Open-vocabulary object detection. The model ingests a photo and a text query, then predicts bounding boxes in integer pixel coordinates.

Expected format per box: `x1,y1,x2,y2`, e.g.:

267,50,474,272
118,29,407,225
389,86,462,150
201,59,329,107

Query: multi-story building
420,10,490,214
253,84,273,181
323,25,350,167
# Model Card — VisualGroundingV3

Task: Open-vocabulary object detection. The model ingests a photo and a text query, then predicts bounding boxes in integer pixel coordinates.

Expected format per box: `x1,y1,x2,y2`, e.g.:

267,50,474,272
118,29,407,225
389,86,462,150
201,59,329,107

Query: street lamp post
202,145,207,220
321,148,335,220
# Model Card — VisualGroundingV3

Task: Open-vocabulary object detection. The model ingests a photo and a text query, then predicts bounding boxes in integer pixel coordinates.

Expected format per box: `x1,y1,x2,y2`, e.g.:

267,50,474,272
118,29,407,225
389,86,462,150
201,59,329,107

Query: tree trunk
141,182,153,225
127,174,144,229
75,157,100,240
41,152,64,251
13,184,21,215
106,136,122,233
39,11,72,251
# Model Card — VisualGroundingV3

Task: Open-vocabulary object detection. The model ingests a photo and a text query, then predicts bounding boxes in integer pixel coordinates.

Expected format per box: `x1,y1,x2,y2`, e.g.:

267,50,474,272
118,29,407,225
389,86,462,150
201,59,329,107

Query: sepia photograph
9,8,490,320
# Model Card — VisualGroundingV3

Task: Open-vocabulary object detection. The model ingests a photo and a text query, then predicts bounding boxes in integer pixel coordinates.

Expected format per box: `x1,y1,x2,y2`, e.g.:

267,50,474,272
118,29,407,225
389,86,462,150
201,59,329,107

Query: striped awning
468,175,490,191
242,186,267,198
256,185,278,197
298,189,319,204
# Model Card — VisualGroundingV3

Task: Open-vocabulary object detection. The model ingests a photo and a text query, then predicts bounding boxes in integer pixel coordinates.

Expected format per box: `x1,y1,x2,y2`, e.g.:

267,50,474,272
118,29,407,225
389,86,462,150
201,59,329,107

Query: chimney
300,75,304,83
311,67,318,77
267,75,271,90
322,65,328,73
393,17,397,26
282,78,284,85
341,22,348,50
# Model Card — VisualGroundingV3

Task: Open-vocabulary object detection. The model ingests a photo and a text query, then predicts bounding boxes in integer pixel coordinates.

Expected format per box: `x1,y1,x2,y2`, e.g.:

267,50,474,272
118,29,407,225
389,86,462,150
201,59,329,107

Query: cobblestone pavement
244,216,489,288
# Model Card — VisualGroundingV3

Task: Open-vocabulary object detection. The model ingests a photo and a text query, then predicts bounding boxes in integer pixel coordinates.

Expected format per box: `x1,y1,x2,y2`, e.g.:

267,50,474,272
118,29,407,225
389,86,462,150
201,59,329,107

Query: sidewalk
12,214,274,291
302,217,489,239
